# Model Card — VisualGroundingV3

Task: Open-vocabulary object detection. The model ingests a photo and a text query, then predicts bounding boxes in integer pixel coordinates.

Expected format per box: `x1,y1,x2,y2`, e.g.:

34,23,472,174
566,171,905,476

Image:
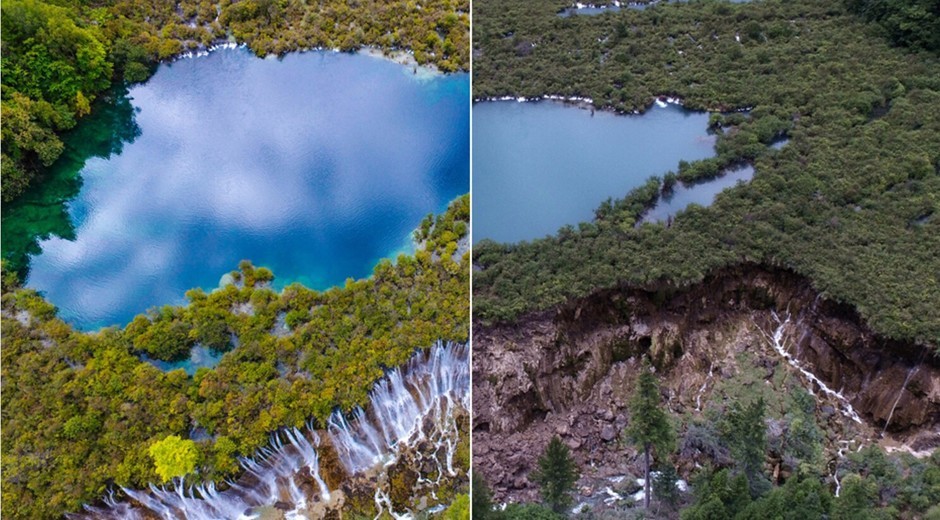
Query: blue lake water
642,164,754,223
472,101,719,243
10,48,469,330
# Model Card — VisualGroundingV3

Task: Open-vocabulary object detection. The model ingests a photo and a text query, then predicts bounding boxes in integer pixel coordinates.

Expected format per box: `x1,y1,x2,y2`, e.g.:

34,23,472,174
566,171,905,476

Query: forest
0,195,470,519
472,354,940,520
1,0,469,203
472,0,940,346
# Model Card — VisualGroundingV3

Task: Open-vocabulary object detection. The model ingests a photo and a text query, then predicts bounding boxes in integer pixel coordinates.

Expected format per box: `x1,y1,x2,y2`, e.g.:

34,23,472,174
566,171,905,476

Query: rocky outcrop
472,264,940,502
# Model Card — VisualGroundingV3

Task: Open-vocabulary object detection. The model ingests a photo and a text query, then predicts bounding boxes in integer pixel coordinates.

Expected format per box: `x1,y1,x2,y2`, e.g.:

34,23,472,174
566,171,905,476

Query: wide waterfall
328,341,470,474
72,341,469,519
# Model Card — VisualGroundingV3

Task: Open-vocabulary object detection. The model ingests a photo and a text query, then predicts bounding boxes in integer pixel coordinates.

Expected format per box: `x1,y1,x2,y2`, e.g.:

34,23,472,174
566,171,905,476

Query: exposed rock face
472,264,940,502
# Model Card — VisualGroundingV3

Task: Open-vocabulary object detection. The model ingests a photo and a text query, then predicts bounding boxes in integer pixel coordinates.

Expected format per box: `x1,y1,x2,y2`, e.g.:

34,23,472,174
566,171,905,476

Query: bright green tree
530,436,578,513
148,435,198,482
443,493,469,519
626,359,675,508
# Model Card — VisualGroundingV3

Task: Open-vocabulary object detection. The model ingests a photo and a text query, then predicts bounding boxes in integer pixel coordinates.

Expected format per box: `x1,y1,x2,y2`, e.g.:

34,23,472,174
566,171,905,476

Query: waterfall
758,311,862,424
328,341,470,474
72,341,469,519
694,363,713,412
881,347,927,436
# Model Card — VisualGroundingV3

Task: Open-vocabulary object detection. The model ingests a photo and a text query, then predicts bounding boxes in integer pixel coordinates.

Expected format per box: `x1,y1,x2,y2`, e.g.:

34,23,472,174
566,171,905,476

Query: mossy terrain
472,0,940,346
1,0,469,202
0,195,469,519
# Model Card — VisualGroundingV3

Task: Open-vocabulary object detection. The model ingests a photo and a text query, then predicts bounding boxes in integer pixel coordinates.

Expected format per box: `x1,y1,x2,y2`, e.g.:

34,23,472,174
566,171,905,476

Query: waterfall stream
73,341,469,519
758,311,862,424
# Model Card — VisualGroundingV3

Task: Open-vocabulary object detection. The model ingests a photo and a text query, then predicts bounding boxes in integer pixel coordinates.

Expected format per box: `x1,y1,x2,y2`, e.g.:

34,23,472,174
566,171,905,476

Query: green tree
722,398,768,495
502,503,564,519
530,436,578,513
681,469,752,520
148,435,198,482
832,474,880,520
626,359,675,508
472,472,497,519
443,493,469,519
654,463,681,509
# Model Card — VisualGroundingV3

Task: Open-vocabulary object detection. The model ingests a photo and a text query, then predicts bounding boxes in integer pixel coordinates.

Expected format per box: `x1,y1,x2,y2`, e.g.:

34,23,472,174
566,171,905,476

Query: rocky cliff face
472,264,940,503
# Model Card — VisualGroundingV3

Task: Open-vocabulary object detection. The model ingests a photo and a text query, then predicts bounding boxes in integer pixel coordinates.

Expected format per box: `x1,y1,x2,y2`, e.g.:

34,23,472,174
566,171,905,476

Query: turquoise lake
472,101,721,243
2,48,469,330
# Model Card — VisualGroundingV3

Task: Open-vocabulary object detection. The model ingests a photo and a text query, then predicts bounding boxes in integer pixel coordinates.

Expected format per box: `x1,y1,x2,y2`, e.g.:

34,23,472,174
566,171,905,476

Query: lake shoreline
168,39,447,76
473,92,753,115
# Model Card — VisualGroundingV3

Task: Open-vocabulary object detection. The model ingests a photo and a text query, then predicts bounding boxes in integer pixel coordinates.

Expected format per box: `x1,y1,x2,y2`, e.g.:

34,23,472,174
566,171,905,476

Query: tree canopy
148,435,198,482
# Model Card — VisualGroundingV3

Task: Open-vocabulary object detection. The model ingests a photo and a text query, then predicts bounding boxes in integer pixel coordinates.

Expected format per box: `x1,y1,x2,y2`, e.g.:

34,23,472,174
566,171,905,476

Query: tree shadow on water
1,84,141,278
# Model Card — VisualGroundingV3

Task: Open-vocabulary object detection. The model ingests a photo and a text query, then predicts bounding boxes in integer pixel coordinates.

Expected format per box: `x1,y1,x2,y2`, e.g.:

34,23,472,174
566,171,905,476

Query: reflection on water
1,85,142,275
4,48,469,330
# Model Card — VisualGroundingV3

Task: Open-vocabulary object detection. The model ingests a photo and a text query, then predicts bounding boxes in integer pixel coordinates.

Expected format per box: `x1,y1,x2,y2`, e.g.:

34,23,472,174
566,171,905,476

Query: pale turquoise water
472,101,719,243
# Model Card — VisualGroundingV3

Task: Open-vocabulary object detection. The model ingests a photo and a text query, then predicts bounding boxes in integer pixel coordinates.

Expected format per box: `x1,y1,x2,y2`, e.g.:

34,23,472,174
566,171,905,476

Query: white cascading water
758,311,863,424
72,341,469,519
328,341,470,475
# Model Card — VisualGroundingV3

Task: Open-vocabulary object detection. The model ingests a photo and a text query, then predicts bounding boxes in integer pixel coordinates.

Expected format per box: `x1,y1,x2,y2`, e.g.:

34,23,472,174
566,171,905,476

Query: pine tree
472,472,497,520
626,359,675,508
723,397,768,495
530,436,578,513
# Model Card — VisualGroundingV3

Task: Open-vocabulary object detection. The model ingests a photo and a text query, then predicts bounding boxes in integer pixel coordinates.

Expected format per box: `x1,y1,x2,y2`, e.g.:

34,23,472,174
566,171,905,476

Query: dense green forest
472,0,940,346
0,195,470,519
1,0,469,203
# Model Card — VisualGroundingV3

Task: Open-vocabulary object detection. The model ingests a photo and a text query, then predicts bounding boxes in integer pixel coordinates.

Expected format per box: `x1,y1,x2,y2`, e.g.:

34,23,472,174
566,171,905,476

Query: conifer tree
472,472,497,520
723,397,768,495
626,359,675,508
530,436,578,513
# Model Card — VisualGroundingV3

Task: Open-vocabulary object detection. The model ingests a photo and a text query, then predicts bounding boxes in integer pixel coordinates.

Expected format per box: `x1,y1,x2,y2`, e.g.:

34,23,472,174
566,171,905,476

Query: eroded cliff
472,264,940,504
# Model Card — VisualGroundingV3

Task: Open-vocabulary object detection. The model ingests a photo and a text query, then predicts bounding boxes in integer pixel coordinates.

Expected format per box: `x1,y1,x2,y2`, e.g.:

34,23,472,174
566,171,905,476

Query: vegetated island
1,195,470,519
1,0,470,204
471,0,939,518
